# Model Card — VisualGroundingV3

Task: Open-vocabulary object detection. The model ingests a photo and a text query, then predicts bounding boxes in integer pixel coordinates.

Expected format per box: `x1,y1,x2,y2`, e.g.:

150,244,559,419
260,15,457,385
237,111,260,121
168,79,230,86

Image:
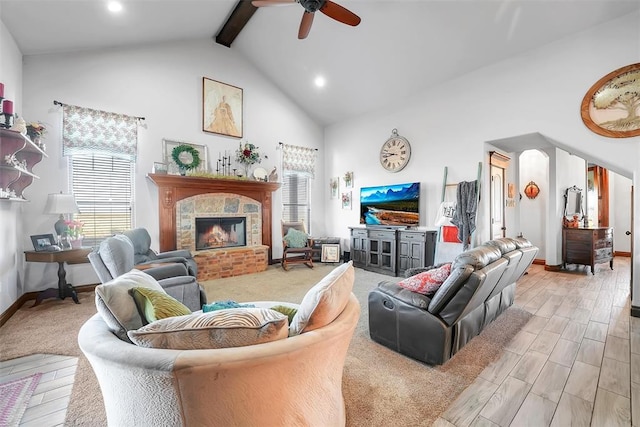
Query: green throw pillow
270,305,298,324
129,287,191,324
284,228,308,248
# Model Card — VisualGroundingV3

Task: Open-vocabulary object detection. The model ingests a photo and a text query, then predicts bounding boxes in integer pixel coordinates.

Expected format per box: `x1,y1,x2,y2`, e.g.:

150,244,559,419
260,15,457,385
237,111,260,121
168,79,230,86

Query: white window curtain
62,104,139,161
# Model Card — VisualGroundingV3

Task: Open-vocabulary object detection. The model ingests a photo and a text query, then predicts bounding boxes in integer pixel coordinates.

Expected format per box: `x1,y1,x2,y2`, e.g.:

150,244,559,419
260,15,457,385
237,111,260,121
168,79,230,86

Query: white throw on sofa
78,263,359,427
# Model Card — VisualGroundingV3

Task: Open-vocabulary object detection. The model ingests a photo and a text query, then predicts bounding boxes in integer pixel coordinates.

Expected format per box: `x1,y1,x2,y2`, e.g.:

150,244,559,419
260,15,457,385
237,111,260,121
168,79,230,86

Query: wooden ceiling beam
215,0,258,48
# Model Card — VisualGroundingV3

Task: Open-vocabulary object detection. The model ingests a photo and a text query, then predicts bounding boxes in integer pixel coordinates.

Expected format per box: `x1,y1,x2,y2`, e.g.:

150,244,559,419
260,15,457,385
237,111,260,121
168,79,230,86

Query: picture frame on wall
342,191,352,210
202,77,243,138
330,177,339,199
580,62,640,138
162,139,208,175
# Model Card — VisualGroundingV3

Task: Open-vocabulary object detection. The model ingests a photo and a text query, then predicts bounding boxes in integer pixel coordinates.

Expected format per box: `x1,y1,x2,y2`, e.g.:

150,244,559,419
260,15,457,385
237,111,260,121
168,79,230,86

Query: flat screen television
360,182,420,226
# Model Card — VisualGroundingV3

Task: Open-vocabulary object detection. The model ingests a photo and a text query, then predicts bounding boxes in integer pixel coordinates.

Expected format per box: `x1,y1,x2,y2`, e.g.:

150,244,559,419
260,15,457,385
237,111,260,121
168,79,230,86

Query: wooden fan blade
252,0,295,7
320,0,360,26
298,11,314,39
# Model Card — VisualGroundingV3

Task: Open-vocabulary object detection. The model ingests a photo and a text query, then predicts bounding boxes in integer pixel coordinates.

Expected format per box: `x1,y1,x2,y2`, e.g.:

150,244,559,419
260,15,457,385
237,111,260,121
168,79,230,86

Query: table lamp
44,192,80,236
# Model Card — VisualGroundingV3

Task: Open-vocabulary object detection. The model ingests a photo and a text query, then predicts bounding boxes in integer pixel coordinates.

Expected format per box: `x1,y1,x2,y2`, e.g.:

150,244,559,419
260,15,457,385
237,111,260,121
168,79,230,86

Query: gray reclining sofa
368,237,538,365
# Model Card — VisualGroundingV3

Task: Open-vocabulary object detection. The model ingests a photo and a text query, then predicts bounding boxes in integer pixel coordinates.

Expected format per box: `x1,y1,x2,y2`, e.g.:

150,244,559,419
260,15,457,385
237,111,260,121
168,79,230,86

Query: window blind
69,153,134,248
282,172,311,231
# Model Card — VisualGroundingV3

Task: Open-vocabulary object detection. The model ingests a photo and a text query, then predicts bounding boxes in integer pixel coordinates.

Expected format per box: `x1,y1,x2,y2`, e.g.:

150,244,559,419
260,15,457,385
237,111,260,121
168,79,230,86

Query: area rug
0,372,42,427
0,264,533,426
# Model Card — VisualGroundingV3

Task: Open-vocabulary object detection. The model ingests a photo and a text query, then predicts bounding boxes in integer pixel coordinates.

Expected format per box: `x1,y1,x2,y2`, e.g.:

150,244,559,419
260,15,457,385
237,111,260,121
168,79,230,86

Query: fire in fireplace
195,217,247,250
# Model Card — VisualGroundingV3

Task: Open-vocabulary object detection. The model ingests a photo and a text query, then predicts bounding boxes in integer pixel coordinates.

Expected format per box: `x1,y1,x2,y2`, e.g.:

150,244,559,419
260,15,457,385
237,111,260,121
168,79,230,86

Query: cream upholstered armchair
281,220,314,271
78,262,359,426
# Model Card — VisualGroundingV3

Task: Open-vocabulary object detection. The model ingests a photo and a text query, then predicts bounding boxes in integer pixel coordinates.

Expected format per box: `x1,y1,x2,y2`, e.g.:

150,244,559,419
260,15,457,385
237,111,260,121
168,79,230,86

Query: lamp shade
43,192,80,215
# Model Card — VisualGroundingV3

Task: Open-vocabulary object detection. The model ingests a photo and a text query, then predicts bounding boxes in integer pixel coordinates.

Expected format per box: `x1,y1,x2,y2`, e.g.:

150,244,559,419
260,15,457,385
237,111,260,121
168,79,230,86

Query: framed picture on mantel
202,77,243,138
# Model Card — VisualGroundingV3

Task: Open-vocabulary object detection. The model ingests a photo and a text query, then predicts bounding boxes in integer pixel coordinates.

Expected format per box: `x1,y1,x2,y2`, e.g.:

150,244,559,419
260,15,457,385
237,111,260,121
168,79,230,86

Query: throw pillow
284,228,309,248
270,305,298,324
127,308,289,350
289,261,354,336
203,300,256,313
129,287,191,324
397,263,452,296
94,269,165,342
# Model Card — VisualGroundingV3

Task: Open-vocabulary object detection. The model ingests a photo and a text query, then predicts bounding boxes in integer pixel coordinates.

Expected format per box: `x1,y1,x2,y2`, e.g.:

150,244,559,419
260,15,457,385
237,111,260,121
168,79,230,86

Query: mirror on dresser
563,185,583,228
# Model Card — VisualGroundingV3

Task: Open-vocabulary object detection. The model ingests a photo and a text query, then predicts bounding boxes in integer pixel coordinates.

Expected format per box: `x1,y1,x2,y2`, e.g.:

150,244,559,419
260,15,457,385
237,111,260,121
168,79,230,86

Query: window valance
281,143,317,178
63,104,138,161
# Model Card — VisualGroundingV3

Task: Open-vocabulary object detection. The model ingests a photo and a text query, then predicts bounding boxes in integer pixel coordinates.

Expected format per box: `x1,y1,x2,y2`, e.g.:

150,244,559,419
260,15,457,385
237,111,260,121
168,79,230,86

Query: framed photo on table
321,244,341,263
30,234,57,251
202,77,243,138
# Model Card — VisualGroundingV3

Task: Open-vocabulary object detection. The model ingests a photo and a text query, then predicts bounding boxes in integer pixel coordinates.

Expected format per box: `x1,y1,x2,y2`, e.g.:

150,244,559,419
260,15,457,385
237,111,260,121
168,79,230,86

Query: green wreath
172,145,201,170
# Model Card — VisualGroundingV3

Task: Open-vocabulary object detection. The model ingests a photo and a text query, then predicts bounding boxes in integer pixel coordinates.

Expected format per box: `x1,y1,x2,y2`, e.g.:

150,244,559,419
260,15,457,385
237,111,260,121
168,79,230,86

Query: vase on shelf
243,163,251,178
70,237,83,249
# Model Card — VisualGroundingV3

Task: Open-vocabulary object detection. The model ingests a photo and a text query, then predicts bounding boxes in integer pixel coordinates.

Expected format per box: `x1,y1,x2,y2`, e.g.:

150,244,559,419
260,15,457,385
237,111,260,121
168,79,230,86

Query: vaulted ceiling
2,0,638,126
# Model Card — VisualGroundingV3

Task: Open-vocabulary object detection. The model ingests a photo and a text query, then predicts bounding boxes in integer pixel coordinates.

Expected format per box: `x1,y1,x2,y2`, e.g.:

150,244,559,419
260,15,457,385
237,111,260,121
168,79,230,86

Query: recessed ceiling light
314,76,326,88
107,1,123,13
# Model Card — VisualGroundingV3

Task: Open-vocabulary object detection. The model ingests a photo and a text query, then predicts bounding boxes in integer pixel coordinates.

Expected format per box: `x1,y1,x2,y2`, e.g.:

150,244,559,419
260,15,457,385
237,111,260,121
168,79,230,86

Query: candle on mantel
2,99,13,115
0,83,4,98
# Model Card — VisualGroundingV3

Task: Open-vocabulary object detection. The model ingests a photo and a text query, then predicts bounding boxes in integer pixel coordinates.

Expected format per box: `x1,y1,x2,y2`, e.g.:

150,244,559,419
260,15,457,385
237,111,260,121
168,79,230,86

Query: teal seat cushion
284,228,308,248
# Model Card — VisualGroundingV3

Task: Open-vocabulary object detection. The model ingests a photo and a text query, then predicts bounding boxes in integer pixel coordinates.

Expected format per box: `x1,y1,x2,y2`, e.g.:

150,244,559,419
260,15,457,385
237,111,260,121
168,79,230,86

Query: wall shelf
0,129,48,201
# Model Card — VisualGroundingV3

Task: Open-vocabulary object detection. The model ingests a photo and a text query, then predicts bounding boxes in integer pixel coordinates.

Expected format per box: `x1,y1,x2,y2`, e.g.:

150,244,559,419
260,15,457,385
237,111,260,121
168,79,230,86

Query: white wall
323,11,639,260
0,21,25,313
17,38,323,294
519,150,548,259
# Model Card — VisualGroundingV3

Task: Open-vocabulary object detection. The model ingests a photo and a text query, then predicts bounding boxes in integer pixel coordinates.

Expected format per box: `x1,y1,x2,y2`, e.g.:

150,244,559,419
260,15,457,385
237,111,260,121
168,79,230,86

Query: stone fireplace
195,217,246,250
148,174,280,280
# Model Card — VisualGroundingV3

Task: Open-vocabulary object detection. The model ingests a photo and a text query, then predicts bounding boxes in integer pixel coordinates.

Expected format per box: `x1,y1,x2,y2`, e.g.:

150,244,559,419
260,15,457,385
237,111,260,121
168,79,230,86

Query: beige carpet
0,264,531,426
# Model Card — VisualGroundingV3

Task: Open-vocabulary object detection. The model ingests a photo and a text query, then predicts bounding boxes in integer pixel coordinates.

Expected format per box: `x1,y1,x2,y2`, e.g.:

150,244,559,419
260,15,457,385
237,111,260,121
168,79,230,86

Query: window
282,172,311,231
69,153,134,247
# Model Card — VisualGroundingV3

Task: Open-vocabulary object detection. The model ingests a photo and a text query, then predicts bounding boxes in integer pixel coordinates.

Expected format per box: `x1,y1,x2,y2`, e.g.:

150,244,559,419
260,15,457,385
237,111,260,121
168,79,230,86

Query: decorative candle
2,99,13,114
0,83,4,98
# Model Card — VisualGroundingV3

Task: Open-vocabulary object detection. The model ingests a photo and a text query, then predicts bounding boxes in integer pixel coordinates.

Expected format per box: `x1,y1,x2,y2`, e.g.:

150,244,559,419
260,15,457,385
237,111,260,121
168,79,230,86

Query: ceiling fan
251,0,361,39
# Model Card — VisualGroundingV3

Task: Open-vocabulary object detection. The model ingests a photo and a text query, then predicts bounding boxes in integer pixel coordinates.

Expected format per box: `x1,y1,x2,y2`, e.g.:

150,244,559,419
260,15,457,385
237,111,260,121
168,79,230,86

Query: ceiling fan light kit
252,0,361,39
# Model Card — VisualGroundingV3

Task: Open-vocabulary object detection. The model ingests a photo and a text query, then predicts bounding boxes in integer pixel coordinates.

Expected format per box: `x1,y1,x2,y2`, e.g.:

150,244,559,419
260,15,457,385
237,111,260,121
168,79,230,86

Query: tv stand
349,227,436,277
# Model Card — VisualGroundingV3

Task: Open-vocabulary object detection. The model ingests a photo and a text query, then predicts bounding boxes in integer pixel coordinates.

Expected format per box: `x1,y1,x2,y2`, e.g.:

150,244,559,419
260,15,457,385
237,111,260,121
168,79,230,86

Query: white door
490,165,505,239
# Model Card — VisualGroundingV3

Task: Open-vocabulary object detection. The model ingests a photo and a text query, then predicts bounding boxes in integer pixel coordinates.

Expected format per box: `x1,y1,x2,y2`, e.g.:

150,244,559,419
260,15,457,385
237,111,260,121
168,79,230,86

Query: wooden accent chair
281,220,314,271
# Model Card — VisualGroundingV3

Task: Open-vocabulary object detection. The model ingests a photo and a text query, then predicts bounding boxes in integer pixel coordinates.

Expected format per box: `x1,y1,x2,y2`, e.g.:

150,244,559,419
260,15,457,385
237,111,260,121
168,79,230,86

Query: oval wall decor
580,63,640,138
524,181,540,199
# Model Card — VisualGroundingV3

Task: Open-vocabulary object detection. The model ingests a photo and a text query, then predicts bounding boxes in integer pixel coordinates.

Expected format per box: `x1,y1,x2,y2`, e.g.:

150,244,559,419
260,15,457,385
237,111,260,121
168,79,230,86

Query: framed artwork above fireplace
163,139,208,175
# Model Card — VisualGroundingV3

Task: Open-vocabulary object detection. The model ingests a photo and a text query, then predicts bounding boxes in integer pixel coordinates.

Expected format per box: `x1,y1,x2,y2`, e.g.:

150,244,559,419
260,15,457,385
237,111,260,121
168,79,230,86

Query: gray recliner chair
88,234,206,311
123,227,198,277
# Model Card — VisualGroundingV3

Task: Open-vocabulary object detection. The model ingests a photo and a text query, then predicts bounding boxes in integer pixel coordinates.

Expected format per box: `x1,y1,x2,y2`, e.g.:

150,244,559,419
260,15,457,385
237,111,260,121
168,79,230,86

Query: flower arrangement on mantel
236,142,262,176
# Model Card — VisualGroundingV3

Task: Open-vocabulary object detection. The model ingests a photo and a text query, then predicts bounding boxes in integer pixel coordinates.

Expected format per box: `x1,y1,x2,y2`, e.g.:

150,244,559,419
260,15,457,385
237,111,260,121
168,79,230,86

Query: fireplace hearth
196,217,246,250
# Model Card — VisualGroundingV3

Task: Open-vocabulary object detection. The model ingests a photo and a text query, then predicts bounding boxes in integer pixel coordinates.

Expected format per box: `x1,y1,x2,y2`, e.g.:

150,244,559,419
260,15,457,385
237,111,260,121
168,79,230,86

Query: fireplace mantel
147,174,281,261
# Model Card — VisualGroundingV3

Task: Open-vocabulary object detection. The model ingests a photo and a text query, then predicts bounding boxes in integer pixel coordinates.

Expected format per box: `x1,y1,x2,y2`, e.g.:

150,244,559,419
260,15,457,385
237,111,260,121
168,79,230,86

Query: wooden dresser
562,227,613,274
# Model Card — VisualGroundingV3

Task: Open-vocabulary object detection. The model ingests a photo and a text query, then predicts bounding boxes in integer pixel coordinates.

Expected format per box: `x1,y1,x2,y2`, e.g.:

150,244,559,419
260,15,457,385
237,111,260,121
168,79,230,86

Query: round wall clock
380,128,411,172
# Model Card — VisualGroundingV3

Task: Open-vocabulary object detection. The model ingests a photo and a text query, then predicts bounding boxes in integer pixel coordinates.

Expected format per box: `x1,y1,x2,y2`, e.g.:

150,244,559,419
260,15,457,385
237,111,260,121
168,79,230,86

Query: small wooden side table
24,247,92,307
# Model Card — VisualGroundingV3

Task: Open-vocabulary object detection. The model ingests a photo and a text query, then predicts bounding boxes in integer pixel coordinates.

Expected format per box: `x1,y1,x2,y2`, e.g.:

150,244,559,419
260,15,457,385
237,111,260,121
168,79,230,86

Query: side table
24,247,92,307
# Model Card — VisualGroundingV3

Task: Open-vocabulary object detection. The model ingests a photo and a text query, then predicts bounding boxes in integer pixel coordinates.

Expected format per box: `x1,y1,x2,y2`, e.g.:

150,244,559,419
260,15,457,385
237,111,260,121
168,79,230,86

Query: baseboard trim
532,259,545,265
631,306,640,318
615,251,631,257
544,264,562,272
0,284,97,328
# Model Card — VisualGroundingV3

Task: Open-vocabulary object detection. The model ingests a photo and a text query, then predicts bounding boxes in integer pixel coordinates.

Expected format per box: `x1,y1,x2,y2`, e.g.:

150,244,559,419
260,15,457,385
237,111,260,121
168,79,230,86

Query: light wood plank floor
0,353,78,427
435,256,635,427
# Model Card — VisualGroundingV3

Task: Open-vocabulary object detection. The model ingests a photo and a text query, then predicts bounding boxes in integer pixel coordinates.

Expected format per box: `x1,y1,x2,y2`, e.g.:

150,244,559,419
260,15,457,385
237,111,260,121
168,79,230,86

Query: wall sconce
524,181,540,199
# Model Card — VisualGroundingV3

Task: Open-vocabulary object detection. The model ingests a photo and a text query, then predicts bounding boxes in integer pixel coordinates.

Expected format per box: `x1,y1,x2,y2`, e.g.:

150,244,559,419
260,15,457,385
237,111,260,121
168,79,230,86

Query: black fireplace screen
195,217,246,250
